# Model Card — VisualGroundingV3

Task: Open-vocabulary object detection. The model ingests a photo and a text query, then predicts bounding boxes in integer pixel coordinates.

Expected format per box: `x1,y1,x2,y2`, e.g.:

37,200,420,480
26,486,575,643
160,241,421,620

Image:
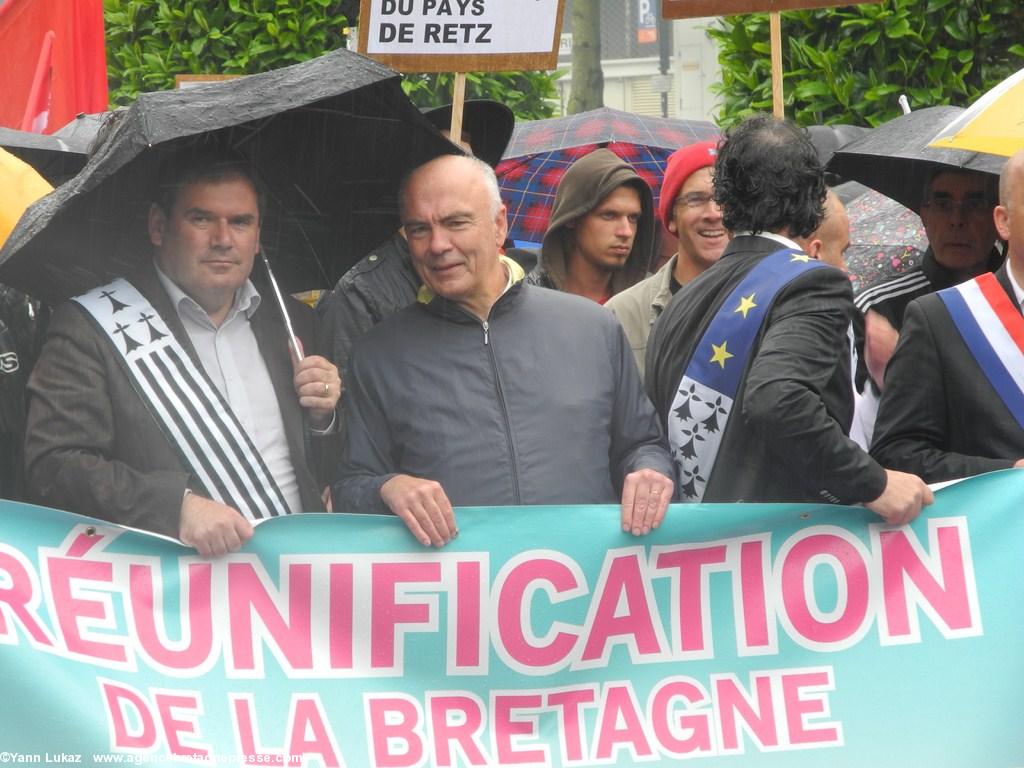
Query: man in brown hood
528,148,655,303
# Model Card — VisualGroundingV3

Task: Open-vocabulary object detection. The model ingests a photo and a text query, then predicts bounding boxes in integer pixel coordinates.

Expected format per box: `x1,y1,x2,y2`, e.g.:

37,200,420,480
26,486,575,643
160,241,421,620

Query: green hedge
104,0,557,120
710,0,1024,127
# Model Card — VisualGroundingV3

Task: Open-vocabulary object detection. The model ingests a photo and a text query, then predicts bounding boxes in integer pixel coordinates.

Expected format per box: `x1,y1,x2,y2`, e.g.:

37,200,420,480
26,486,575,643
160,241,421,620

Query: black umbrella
0,125,90,185
826,106,1005,213
0,47,455,305
50,110,111,152
806,124,868,185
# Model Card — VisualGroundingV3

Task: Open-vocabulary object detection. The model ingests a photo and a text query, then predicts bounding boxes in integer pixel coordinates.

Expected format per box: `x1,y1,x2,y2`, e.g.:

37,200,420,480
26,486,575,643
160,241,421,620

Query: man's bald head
795,189,850,271
995,149,1024,269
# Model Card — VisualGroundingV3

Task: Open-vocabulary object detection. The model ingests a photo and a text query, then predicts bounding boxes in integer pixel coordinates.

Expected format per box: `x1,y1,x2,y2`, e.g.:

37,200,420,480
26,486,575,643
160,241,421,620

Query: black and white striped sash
74,278,291,521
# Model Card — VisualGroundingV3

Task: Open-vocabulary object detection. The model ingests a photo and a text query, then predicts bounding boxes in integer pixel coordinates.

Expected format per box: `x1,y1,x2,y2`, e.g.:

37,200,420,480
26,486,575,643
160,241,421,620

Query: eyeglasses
675,191,715,209
920,196,993,217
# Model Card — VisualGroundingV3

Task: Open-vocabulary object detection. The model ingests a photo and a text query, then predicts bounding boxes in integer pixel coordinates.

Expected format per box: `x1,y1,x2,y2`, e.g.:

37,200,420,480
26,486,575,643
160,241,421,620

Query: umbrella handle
260,252,303,362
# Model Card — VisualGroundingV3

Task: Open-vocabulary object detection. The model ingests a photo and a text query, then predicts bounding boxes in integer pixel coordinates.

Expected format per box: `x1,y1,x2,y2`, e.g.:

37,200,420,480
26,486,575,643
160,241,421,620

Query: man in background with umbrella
872,149,1024,481
605,140,727,379
25,146,341,556
646,115,931,523
854,168,1001,394
528,148,655,303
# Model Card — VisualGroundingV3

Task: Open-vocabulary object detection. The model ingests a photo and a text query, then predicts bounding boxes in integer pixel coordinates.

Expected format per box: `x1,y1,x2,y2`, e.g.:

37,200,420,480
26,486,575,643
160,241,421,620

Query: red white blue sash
938,272,1024,430
668,249,826,501
74,278,292,520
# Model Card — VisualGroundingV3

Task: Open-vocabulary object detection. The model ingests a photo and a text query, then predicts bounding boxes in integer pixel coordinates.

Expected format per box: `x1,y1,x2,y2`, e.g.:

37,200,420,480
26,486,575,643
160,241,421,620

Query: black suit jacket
25,263,326,537
646,235,887,505
871,265,1023,482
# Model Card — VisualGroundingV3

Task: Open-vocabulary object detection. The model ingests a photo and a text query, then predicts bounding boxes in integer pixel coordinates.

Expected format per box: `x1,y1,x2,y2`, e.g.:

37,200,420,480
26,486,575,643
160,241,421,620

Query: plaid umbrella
496,108,719,244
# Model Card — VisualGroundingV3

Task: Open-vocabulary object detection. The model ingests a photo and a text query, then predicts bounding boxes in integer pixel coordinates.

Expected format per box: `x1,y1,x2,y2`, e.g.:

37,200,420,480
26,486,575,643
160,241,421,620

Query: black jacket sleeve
871,298,1017,482
742,267,888,504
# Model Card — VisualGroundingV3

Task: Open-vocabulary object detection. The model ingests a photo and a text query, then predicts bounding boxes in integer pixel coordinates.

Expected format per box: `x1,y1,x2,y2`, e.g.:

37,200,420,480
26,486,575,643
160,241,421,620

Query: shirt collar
154,261,261,323
732,230,804,251
416,255,525,305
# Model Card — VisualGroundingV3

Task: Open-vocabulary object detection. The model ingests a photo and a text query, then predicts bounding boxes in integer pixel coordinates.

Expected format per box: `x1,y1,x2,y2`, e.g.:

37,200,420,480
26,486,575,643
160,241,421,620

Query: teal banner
1,470,1022,766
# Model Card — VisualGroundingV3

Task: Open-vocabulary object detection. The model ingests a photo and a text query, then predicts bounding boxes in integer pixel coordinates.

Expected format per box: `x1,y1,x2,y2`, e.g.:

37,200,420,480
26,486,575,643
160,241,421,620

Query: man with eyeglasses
854,169,1001,401
606,140,728,379
871,150,1024,481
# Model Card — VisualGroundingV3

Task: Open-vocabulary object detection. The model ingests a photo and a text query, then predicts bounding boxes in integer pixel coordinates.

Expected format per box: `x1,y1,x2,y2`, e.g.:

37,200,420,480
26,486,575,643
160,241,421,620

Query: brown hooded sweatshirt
528,148,655,297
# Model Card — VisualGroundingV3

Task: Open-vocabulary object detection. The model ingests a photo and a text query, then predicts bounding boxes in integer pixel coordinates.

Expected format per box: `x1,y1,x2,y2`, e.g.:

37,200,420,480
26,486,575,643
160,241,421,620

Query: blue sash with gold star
73,278,292,521
669,249,826,501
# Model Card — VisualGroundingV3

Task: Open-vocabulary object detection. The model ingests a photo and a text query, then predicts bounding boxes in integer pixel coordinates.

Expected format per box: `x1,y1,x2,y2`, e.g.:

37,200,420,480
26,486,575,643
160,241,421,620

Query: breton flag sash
669,249,826,502
938,272,1024,430
73,278,291,520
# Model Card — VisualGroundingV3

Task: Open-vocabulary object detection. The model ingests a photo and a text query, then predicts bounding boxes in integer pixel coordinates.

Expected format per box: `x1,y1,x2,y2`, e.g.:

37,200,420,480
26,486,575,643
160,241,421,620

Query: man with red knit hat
606,139,727,379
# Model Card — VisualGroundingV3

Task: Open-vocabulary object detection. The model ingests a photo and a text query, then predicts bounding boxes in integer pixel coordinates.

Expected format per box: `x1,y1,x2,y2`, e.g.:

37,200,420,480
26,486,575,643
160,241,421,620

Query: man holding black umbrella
25,147,341,556
855,168,1001,393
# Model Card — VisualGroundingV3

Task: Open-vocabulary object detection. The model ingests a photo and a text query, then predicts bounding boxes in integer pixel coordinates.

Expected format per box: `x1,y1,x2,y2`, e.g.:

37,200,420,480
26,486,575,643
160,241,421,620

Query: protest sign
1,470,1021,766
357,0,564,73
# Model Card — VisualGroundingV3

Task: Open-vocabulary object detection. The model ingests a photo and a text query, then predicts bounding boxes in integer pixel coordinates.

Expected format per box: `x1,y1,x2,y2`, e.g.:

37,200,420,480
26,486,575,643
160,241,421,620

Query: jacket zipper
482,318,520,504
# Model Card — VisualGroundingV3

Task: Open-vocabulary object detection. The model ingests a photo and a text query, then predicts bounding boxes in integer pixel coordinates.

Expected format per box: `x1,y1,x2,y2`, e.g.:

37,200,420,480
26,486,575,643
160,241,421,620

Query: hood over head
539,148,655,293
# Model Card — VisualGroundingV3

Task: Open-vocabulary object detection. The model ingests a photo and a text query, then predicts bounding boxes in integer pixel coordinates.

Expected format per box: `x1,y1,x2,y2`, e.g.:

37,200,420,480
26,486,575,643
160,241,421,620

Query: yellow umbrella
929,68,1024,157
0,147,53,249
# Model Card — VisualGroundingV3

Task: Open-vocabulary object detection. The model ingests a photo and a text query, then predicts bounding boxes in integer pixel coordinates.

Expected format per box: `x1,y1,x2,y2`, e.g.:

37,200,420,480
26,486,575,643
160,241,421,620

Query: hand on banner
381,474,458,547
620,468,674,536
179,493,254,556
292,351,342,429
865,469,934,525
1014,458,1024,468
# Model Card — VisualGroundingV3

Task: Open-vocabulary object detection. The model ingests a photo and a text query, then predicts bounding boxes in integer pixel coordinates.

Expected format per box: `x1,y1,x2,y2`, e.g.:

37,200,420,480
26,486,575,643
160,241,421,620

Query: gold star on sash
710,341,733,369
790,253,812,263
734,294,757,318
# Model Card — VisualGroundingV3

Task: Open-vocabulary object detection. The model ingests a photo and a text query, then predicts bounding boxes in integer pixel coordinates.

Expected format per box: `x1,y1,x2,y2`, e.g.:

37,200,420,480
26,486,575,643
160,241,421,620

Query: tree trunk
567,1,603,113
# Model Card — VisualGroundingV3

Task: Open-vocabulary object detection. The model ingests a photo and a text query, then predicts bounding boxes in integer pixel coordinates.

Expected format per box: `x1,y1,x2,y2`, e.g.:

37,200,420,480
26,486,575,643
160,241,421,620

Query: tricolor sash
73,278,291,520
938,272,1024,430
668,249,826,501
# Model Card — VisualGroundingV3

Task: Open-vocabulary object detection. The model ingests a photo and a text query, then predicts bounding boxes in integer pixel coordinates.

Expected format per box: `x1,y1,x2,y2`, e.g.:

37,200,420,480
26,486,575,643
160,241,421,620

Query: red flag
0,0,107,134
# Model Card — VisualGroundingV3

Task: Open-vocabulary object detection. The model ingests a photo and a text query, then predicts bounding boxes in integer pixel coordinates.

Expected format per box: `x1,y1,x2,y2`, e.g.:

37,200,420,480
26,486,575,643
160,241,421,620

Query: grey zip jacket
334,274,674,514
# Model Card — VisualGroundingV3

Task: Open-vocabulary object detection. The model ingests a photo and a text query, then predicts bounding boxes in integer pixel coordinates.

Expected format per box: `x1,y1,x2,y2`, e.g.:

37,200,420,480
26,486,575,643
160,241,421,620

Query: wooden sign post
358,0,565,143
661,1,876,118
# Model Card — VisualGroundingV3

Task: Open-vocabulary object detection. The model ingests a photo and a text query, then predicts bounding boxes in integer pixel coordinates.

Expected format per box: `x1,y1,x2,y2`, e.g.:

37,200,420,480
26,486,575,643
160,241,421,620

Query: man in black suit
26,148,341,555
646,115,932,523
872,149,1024,482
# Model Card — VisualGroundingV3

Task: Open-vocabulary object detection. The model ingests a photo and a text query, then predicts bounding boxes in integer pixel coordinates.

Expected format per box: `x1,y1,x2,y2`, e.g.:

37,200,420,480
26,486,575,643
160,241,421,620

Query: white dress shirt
156,266,301,513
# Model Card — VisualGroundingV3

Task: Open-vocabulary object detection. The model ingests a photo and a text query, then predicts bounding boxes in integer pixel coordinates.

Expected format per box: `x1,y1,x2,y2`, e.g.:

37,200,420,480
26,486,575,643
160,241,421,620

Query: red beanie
658,139,720,230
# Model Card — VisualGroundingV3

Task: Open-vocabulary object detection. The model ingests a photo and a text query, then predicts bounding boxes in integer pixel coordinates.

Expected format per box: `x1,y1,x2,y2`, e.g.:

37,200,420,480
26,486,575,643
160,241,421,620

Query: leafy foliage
709,0,1024,128
104,0,559,120
401,72,558,121
104,0,350,105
